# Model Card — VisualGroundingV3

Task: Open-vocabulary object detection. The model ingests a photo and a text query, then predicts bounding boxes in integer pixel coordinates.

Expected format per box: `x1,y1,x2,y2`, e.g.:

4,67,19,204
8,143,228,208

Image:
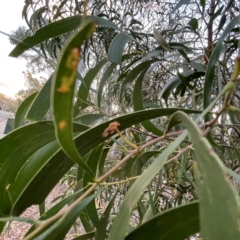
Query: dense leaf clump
1,0,240,239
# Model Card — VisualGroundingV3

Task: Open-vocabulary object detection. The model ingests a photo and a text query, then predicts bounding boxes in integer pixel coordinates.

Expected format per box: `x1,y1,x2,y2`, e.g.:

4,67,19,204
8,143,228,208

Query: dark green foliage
1,1,240,239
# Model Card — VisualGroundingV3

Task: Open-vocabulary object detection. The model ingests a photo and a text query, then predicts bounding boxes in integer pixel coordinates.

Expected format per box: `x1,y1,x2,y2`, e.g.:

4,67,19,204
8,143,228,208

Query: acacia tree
0,0,240,239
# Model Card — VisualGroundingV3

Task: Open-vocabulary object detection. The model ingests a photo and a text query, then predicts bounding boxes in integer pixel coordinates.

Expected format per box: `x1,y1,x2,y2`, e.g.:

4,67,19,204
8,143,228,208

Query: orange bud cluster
102,121,120,138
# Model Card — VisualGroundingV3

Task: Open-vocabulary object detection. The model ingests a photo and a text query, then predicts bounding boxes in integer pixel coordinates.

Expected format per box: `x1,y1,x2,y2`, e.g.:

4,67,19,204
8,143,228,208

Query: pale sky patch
0,0,27,98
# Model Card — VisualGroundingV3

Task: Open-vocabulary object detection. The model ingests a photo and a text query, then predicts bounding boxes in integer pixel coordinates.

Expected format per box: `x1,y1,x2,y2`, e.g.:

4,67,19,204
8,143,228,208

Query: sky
0,1,27,98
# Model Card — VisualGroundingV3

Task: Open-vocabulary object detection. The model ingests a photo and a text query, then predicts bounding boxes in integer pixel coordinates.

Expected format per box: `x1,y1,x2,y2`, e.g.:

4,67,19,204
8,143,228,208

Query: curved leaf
33,193,100,240
97,62,117,107
125,201,199,240
109,87,226,240
108,33,134,64
204,16,239,113
25,187,86,236
72,232,95,240
0,121,89,216
188,18,198,32
160,70,204,103
95,191,118,240
153,29,172,52
120,59,156,102
1,109,200,215
109,128,189,240
171,0,191,13
73,114,105,125
138,151,160,166
27,75,52,121
83,144,105,227
78,58,107,110
169,111,240,239
0,122,56,215
53,192,101,240
52,20,95,176
9,15,120,58
133,70,163,135
14,92,38,128
98,53,140,107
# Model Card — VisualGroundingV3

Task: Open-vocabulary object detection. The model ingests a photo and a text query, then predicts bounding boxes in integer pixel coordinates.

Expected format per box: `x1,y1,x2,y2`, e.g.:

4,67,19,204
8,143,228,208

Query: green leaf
190,61,205,72
0,122,56,215
83,144,105,227
27,75,52,121
204,16,239,113
160,75,181,103
160,70,204,103
209,6,224,25
153,29,172,52
10,141,61,215
177,49,191,63
224,166,240,182
168,43,193,52
120,59,156,102
9,15,120,58
169,111,240,239
0,222,5,235
95,191,118,240
133,70,163,135
52,20,95,176
0,121,89,216
0,216,40,225
1,109,200,216
188,18,198,32
97,143,112,177
25,187,87,236
125,201,199,240
33,193,100,240
111,155,137,180
98,53,139,107
108,33,134,64
140,48,163,61
78,58,107,110
53,192,101,240
171,0,191,13
200,0,205,8
97,63,117,107
79,211,93,233
109,130,189,240
72,232,95,240
109,87,226,240
199,0,205,13
217,14,227,34
14,92,38,128
73,114,105,125
138,151,160,166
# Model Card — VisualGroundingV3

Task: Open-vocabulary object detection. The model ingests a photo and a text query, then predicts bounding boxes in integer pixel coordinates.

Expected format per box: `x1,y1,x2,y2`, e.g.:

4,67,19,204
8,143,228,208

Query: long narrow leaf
52,20,95,176
133,70,163,135
78,58,107,110
204,16,239,112
9,15,120,58
125,201,199,240
109,87,227,240
108,33,134,64
14,92,38,128
27,75,52,121
2,109,200,215
169,111,240,239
